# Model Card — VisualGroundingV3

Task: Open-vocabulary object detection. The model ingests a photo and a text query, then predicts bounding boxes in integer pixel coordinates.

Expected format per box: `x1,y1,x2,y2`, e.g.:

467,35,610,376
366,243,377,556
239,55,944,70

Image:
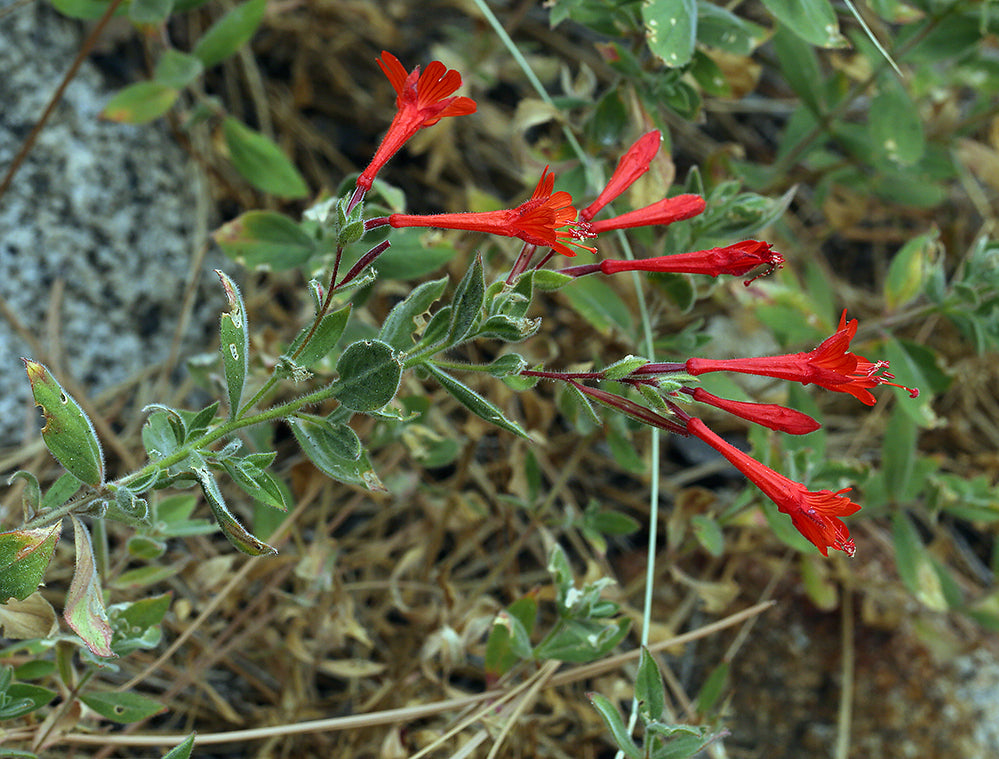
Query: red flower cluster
352,53,918,559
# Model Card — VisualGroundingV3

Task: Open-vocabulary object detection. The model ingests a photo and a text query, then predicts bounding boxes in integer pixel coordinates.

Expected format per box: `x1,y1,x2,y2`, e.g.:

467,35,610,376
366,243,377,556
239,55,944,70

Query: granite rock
1,4,213,446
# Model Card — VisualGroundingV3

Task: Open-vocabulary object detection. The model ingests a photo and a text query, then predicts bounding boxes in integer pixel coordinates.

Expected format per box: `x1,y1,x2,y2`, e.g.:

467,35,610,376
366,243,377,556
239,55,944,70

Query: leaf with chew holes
65,517,115,658
215,271,249,419
0,525,61,602
23,360,104,487
78,690,165,724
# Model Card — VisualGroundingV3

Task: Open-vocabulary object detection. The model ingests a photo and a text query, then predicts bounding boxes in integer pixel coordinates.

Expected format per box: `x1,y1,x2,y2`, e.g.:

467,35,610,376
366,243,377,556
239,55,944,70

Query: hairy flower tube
686,417,860,557
579,130,662,222
377,167,595,257
685,311,919,405
355,51,476,193
560,240,784,285
587,194,706,234
683,386,820,435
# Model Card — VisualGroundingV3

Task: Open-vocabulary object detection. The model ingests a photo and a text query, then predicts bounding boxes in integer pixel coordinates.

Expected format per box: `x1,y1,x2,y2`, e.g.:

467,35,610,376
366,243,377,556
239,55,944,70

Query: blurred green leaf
869,79,925,167
222,117,309,198
695,661,729,715
128,0,173,25
891,512,946,611
363,228,459,279
214,211,317,271
101,82,178,123
691,514,724,557
643,0,697,68
561,276,633,334
762,0,845,47
697,4,766,55
154,49,204,88
191,0,267,67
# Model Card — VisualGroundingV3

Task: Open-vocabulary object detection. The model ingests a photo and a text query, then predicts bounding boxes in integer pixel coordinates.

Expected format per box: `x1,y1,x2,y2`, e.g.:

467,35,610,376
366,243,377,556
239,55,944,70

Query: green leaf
761,0,845,47
773,25,826,112
191,0,267,67
128,0,174,25
290,417,385,491
0,525,61,603
891,512,946,611
883,404,918,500
215,270,249,419
214,211,317,271
636,647,667,722
379,276,449,350
869,78,925,167
691,514,724,557
78,690,165,724
286,305,351,369
560,276,633,334
885,230,938,310
534,617,630,662
697,3,766,55
221,459,287,511
100,81,178,123
162,733,196,759
587,693,643,759
484,609,534,679
369,228,459,279
643,0,697,68
485,353,528,378
154,49,204,89
334,340,402,412
23,360,104,487
532,269,573,292
194,468,276,556
7,471,41,522
447,254,485,346
65,517,114,657
423,364,530,439
222,117,309,198
3,683,56,719
695,661,729,715
50,0,118,20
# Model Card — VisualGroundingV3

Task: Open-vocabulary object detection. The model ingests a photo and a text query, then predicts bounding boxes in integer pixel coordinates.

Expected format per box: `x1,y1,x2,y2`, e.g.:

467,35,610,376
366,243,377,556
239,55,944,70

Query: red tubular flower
686,387,820,435
588,194,706,233
580,130,662,222
599,240,784,283
686,417,859,557
387,167,595,257
356,51,477,192
685,311,919,405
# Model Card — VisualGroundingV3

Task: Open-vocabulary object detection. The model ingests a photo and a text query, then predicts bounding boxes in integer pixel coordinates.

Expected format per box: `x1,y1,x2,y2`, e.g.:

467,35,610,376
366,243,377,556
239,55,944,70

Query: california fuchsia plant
2,38,928,756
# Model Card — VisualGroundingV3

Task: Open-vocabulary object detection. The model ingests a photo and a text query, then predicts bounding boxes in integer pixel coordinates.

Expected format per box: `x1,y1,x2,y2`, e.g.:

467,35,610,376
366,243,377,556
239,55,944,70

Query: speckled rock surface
0,4,211,445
